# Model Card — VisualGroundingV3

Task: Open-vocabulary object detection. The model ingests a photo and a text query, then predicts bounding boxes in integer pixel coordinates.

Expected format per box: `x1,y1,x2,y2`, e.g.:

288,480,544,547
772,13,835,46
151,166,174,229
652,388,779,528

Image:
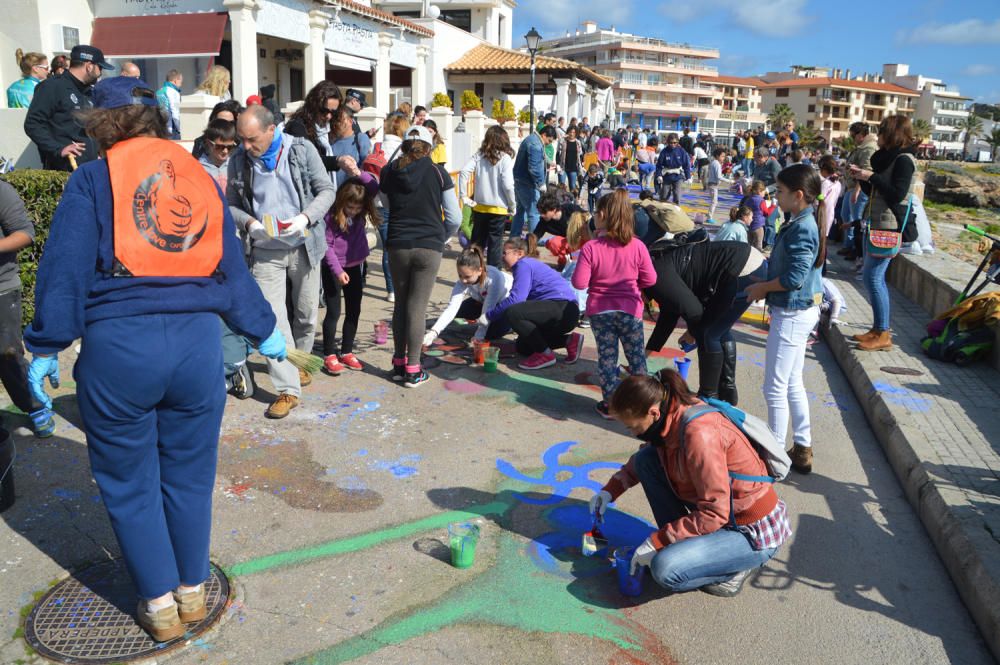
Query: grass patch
924,200,977,213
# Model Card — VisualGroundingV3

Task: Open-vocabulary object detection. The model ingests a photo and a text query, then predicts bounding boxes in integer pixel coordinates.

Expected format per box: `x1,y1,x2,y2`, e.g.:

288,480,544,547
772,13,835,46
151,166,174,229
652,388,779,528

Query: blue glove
257,327,287,361
28,354,60,410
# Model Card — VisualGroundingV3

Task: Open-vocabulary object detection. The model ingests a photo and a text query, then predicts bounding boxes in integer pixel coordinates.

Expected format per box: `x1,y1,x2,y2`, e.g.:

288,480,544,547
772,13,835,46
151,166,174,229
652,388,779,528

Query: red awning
92,13,227,59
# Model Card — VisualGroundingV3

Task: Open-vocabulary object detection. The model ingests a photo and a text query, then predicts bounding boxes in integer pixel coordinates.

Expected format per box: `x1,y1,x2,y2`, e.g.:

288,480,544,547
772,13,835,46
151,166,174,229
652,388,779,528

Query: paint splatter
370,454,422,479
871,381,931,413
443,379,486,395
495,440,621,505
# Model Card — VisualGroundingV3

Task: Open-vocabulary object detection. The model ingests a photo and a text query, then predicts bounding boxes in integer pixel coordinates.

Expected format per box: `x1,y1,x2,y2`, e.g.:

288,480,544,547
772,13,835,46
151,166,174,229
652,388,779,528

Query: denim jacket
766,208,822,310
513,133,545,188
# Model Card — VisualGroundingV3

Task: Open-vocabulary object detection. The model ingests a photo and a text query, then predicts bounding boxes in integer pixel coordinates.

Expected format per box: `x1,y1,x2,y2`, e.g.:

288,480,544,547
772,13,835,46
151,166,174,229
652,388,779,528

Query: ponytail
15,48,23,69
608,368,697,421
15,50,46,77
814,194,828,269
504,234,539,258
457,244,488,286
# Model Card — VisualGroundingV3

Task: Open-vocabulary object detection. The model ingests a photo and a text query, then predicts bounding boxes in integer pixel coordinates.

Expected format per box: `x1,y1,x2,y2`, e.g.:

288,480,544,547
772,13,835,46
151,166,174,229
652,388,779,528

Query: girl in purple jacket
322,173,379,374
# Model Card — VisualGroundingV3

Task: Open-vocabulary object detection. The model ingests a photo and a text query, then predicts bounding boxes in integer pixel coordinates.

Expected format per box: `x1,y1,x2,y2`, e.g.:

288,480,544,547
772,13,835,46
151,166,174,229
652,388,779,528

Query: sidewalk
823,255,1000,662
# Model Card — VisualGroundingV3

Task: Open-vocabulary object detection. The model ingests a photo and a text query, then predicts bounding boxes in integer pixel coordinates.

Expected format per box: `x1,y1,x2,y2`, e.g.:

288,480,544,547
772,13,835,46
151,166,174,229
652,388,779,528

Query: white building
882,63,971,157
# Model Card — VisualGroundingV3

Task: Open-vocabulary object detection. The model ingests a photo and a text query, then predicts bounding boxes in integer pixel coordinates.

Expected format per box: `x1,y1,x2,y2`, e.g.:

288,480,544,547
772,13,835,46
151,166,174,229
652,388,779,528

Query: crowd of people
0,44,925,637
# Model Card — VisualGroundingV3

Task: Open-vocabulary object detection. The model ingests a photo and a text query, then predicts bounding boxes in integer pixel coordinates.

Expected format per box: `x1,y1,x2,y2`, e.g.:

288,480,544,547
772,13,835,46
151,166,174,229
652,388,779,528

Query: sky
512,0,1000,103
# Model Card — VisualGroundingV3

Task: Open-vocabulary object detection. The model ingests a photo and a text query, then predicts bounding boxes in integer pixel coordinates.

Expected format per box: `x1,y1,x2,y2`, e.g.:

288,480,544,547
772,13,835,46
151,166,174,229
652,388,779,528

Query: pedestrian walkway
823,255,1000,662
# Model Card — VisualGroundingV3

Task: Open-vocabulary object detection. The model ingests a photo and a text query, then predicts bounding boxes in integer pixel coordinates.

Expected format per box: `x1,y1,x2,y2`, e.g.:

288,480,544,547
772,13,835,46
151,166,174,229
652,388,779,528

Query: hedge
0,170,70,326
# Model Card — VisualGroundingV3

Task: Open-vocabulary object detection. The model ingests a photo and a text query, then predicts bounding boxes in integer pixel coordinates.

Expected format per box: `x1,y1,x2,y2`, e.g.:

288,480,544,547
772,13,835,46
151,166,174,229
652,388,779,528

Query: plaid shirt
738,499,792,551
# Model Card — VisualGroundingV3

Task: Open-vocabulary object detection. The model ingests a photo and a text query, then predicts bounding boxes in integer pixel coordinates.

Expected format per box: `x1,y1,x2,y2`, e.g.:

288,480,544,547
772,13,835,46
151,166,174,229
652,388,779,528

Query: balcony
597,55,718,74
616,79,722,96
540,34,719,59
616,97,715,114
818,94,851,105
864,95,887,108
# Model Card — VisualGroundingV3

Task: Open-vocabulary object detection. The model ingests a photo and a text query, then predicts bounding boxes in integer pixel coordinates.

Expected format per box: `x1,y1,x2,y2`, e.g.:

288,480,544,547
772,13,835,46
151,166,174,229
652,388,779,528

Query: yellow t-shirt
431,143,447,165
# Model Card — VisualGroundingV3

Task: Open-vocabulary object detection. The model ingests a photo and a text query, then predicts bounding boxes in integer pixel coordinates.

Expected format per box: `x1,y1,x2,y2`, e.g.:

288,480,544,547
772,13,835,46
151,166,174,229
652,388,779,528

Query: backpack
362,141,387,178
678,397,791,483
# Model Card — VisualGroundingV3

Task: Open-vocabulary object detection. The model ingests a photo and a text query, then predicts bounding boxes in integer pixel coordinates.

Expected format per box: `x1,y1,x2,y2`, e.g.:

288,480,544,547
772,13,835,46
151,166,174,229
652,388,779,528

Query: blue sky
513,0,1000,103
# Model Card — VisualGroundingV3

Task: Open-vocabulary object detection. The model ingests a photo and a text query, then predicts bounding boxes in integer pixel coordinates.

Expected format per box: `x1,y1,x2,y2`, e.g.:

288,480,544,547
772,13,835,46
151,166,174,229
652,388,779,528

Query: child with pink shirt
572,189,657,418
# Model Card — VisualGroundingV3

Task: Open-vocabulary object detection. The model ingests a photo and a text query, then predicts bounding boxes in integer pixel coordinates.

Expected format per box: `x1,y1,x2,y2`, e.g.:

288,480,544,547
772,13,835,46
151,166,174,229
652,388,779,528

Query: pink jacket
571,235,656,318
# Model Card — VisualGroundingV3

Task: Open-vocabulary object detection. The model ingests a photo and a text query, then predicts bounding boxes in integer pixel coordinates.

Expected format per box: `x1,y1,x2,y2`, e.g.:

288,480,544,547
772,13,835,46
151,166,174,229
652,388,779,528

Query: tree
796,124,821,149
958,114,984,160
912,119,932,144
834,134,856,155
768,104,795,131
986,128,1000,161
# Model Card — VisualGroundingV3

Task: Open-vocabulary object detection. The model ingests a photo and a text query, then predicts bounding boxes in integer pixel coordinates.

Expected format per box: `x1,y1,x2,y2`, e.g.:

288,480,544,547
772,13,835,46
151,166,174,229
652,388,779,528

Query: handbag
866,194,914,259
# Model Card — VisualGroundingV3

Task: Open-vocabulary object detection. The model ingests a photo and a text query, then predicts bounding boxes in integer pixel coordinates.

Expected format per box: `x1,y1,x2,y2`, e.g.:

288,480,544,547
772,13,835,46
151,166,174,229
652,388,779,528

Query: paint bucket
472,340,489,365
674,357,691,381
448,521,480,569
373,321,388,345
483,347,500,373
0,429,14,513
613,546,644,597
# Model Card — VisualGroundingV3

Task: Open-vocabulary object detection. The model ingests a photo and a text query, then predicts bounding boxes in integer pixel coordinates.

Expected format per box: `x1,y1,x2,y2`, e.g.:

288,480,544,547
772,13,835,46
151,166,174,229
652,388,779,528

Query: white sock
177,583,203,594
147,596,176,611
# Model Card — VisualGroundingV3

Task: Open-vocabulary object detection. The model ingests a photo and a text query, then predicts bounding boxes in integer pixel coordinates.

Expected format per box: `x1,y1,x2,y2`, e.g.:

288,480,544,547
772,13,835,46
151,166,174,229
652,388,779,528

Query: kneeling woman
485,236,584,370
424,245,513,345
591,370,791,597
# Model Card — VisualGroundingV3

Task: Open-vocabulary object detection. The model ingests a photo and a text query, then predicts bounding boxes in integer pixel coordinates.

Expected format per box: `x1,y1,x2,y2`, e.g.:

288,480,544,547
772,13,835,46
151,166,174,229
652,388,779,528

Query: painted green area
293,533,640,665
226,500,510,577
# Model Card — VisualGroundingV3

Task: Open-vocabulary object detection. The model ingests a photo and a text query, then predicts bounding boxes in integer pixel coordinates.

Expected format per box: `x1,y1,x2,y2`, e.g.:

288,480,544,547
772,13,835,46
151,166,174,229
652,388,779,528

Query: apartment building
882,64,971,157
537,21,720,131
701,75,768,138
758,71,919,142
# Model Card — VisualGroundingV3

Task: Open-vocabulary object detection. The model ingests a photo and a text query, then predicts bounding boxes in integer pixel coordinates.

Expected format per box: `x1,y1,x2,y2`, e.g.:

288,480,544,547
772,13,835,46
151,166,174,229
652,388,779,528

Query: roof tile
446,44,612,88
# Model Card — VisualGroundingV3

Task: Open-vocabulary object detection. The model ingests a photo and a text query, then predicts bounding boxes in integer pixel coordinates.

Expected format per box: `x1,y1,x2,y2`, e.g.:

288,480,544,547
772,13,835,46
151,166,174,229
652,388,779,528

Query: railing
615,79,720,93
617,98,714,109
541,34,718,55
597,56,718,73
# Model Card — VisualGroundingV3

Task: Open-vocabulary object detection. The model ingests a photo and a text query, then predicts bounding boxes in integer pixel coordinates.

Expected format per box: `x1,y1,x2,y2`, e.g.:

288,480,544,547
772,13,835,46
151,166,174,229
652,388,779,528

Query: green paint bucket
448,521,480,569
483,347,500,373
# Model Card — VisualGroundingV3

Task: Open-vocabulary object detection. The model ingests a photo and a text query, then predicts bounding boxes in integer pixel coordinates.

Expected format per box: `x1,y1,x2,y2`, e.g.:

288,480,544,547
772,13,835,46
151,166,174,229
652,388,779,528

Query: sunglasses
207,140,237,152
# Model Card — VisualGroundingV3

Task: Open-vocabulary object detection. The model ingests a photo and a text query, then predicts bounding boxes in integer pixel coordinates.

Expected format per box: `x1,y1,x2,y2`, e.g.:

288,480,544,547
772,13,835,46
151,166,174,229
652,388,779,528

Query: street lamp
629,91,636,127
525,27,541,133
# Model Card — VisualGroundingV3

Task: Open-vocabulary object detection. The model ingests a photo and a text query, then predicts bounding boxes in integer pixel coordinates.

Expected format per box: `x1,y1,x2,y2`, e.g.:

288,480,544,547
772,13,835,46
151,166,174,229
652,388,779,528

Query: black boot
696,351,725,400
719,340,739,406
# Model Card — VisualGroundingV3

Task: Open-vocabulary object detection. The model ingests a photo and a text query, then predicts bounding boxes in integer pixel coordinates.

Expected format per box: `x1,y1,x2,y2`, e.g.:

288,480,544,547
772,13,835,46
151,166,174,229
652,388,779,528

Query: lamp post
629,91,636,127
525,27,541,133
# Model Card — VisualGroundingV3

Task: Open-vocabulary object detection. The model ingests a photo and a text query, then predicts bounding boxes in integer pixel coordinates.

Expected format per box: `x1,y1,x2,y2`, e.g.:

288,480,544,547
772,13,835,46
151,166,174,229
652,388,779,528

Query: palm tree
796,124,820,149
958,114,984,160
986,128,1000,162
912,119,932,144
768,104,795,132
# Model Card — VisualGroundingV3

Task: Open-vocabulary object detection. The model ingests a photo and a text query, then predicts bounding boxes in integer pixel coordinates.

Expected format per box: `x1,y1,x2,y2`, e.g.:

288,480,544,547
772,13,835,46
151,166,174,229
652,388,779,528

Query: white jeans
763,305,820,448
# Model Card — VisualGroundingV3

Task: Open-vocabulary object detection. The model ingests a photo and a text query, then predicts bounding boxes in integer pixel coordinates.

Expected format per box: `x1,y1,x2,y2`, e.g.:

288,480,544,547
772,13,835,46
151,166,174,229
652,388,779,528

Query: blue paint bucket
613,546,644,597
674,357,691,381
0,429,14,513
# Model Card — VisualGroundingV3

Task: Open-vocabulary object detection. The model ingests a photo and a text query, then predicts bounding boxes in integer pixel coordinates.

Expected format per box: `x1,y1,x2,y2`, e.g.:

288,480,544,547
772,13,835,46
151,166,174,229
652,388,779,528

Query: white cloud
962,64,998,77
899,18,1000,45
659,0,811,37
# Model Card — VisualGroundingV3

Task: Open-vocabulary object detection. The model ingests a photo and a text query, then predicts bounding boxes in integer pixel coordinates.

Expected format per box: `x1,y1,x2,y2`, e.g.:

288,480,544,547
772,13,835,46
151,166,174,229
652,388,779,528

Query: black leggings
388,247,443,366
504,299,580,355
321,262,364,356
470,211,508,268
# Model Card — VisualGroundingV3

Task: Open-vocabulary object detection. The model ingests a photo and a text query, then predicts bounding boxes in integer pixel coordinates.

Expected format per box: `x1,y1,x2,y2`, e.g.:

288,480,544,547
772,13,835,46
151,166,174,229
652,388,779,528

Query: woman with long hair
380,126,462,386
7,49,48,108
284,80,347,176
329,107,370,187
24,77,282,641
423,118,447,165
196,65,232,100
458,125,515,267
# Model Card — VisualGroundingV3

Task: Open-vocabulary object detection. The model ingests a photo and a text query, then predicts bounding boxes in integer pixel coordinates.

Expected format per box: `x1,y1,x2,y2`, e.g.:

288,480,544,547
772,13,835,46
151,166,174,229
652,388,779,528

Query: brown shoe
136,600,184,642
298,367,312,387
858,330,892,352
789,443,813,474
852,328,878,342
266,393,299,419
173,585,207,623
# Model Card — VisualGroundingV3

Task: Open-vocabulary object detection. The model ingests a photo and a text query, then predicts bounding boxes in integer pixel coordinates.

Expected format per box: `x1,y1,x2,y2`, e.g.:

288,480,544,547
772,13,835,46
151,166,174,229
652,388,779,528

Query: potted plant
460,90,483,114
517,108,532,125
430,92,452,110
491,99,516,124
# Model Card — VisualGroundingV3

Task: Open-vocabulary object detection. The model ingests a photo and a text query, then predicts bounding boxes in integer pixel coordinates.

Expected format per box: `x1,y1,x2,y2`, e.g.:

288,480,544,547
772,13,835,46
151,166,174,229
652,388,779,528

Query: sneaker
298,367,312,387
340,353,363,371
578,316,591,329
324,354,345,375
789,443,813,474
518,351,557,370
136,600,184,642
565,332,584,365
266,393,299,419
404,370,429,388
701,567,758,598
900,241,922,255
230,364,255,400
595,401,614,420
29,408,55,438
173,585,206,624
388,292,396,303
391,360,407,382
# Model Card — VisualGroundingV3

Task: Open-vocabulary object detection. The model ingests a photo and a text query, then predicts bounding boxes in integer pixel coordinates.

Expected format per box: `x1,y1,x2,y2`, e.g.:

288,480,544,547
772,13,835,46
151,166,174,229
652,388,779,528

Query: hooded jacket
381,154,461,251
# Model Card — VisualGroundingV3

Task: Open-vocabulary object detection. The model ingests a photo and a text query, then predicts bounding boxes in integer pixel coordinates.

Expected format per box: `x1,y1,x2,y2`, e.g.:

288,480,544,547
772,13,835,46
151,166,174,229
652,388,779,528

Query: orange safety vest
107,136,223,278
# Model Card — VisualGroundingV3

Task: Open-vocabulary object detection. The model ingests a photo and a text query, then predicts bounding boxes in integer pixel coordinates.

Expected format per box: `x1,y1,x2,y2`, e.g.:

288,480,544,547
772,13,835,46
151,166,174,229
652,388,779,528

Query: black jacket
24,71,98,171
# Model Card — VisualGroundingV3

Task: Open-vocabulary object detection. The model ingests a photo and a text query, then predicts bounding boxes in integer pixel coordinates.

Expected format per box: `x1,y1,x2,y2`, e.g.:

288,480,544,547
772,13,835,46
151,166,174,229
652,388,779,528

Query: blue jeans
632,446,777,593
561,170,579,192
764,207,779,248
839,190,868,247
379,210,393,295
741,157,754,177
695,261,769,353
638,163,656,190
511,181,541,238
863,252,892,331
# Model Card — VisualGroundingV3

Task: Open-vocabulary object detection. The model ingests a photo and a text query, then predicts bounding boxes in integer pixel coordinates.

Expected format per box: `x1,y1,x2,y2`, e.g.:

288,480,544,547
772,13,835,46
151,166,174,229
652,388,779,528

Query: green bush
928,161,965,175
981,163,1000,175
0,170,70,325
430,92,452,109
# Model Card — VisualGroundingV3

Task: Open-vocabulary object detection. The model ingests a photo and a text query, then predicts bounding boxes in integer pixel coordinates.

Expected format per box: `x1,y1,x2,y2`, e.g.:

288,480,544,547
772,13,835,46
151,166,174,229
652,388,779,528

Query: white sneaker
900,241,922,255
388,292,395,303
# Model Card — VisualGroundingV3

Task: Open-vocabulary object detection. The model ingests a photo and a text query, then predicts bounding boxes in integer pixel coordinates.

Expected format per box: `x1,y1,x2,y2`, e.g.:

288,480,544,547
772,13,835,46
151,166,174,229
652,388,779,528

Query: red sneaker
340,353,363,371
518,351,557,370
565,332,584,364
324,354,344,375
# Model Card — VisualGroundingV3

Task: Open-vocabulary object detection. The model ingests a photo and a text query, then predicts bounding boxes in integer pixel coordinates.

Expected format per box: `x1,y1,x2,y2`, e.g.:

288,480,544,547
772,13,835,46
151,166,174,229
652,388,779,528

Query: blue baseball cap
93,77,159,109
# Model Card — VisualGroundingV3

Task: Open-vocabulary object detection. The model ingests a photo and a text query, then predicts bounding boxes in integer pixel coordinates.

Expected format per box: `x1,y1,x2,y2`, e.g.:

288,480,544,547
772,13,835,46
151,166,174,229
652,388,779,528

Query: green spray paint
292,532,641,665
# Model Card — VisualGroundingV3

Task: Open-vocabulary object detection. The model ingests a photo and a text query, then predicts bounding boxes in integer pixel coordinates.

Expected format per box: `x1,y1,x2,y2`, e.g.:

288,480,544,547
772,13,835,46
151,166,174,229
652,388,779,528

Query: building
758,72,919,143
536,21,720,132
701,75,768,140
882,64,971,157
375,0,513,48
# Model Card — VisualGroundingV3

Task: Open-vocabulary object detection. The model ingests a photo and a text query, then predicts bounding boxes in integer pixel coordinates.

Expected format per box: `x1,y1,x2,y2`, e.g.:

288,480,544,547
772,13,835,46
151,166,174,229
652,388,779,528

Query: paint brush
286,348,324,374
581,515,609,557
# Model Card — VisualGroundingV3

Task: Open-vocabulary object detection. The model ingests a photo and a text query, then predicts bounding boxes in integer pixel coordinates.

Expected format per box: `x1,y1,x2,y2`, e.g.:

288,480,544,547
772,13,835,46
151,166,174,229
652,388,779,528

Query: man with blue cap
24,75,286,642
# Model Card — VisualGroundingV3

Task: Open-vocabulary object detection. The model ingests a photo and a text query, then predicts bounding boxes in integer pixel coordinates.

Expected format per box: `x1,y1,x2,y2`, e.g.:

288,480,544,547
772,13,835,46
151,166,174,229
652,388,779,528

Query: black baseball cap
93,77,158,109
70,45,114,71
345,88,367,108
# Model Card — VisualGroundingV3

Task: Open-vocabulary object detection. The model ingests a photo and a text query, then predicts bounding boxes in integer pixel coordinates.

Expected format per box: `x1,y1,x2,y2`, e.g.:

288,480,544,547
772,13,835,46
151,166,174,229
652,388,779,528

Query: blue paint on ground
371,454,422,479
872,381,931,413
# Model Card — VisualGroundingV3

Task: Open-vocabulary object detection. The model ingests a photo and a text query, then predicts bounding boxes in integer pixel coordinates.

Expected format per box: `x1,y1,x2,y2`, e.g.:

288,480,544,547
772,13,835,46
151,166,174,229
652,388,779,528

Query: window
439,9,472,32
833,122,841,131
808,104,815,113
776,88,789,97
809,88,817,96
806,120,814,128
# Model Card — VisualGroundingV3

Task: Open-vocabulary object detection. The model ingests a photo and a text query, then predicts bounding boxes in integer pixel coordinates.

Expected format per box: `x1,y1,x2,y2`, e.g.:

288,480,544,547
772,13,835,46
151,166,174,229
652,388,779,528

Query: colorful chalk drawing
495,439,621,505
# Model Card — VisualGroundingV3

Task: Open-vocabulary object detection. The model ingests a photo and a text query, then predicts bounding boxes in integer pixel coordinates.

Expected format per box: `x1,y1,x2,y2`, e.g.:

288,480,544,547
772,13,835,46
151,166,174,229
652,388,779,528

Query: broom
286,348,324,374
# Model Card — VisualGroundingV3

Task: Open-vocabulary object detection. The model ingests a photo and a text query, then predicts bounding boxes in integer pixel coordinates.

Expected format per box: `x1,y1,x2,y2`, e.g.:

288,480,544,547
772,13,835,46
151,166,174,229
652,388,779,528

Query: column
223,0,260,103
374,32,393,114
304,9,330,93
411,44,430,107
554,78,570,121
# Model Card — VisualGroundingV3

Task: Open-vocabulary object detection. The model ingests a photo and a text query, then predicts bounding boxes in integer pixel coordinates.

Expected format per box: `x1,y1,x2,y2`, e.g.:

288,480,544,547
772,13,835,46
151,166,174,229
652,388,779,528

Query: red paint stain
573,371,603,394
443,379,486,395
608,612,680,665
649,347,684,359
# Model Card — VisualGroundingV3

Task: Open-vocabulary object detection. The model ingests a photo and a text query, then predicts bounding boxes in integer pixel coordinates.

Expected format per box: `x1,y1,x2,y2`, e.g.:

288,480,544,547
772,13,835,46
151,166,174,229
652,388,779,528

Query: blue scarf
259,127,284,171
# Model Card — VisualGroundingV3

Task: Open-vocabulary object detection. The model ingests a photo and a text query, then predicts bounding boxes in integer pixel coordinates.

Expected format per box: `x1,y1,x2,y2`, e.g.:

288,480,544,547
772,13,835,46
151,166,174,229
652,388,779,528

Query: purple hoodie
323,172,379,276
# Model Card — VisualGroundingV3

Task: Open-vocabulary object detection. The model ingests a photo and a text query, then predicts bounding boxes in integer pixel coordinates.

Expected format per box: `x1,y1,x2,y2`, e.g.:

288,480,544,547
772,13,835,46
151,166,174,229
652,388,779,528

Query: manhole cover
880,366,924,376
24,560,229,664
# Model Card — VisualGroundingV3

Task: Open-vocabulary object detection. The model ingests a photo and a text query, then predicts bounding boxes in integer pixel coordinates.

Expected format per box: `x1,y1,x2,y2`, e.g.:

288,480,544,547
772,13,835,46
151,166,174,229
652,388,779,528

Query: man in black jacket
24,45,112,171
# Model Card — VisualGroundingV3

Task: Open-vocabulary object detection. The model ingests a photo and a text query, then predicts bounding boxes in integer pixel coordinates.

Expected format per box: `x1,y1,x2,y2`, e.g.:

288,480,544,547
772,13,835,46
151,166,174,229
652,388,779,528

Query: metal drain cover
24,560,229,664
880,366,924,376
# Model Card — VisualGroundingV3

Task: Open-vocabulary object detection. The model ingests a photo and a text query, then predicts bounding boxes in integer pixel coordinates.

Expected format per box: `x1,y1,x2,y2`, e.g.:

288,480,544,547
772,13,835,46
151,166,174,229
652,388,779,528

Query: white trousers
763,305,820,448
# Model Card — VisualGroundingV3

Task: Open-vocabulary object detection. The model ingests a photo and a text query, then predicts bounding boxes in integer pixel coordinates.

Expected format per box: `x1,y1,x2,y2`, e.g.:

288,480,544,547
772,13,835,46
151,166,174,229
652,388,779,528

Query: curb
823,323,1000,662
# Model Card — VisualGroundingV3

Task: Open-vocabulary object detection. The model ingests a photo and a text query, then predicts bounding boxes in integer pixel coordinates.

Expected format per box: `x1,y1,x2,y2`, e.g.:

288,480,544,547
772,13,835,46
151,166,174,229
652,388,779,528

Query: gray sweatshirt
0,180,35,293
